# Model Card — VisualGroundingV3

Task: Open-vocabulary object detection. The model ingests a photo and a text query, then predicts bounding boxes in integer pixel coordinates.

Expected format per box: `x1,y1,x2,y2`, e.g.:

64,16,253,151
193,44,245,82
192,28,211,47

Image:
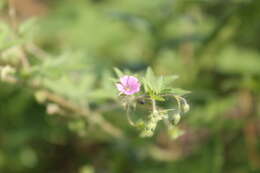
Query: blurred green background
1,0,260,172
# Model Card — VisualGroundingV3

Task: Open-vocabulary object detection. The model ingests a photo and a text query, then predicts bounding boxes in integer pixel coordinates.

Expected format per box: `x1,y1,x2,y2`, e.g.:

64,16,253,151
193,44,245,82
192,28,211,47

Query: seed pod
179,97,190,113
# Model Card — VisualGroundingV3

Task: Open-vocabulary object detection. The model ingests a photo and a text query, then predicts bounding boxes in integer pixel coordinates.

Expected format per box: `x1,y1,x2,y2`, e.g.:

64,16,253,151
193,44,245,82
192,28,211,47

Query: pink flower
116,75,141,95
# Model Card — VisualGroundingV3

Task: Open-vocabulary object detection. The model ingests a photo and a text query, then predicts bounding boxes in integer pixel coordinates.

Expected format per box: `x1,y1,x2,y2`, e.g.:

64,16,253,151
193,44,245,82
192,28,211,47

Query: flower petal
124,90,136,95
116,83,125,92
120,76,130,86
127,76,138,85
117,75,141,95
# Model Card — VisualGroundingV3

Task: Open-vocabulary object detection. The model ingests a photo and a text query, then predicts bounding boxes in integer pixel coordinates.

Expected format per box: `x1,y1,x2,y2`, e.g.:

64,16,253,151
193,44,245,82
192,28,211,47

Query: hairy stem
151,98,156,114
126,104,135,126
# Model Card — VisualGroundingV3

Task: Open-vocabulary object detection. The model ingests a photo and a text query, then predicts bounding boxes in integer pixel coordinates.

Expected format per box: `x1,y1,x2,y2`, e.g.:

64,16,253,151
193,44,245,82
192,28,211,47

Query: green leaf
163,75,179,85
143,67,160,94
144,67,155,91
143,67,179,95
154,76,164,94
151,94,165,102
113,67,124,78
145,67,155,82
142,77,151,93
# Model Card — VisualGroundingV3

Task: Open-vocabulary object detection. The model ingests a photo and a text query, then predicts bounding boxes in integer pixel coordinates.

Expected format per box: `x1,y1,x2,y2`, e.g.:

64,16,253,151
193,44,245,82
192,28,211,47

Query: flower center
124,85,131,91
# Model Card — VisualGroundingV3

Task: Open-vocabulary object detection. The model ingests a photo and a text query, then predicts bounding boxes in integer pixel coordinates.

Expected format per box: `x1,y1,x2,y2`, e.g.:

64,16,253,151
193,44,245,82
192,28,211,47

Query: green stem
126,104,135,126
151,98,156,114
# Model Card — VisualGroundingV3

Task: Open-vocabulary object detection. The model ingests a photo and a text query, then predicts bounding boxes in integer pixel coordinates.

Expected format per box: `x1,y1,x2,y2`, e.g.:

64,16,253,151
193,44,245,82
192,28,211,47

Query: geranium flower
116,75,141,95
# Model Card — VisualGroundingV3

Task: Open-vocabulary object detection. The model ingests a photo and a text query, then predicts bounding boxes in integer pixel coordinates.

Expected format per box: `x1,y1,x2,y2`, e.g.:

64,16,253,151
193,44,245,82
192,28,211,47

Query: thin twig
42,90,124,138
8,0,30,68
8,0,17,30
26,43,50,59
1,73,124,138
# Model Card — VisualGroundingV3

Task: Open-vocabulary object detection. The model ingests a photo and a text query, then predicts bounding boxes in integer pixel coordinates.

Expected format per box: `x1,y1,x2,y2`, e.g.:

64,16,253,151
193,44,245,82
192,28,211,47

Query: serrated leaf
113,67,124,78
154,76,163,94
145,67,155,83
143,67,158,93
142,78,150,93
163,75,179,85
143,68,179,94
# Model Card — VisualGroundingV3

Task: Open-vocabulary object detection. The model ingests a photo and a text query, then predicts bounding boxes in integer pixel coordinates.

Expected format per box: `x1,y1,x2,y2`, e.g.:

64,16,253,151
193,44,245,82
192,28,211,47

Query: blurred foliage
1,0,260,173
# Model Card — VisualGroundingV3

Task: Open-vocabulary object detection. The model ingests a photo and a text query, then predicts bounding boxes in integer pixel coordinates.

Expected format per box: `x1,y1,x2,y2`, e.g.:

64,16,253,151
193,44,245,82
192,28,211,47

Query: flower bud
172,113,181,125
147,120,157,131
0,65,15,82
168,126,184,139
47,103,60,115
140,129,153,137
182,102,190,113
34,91,47,103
